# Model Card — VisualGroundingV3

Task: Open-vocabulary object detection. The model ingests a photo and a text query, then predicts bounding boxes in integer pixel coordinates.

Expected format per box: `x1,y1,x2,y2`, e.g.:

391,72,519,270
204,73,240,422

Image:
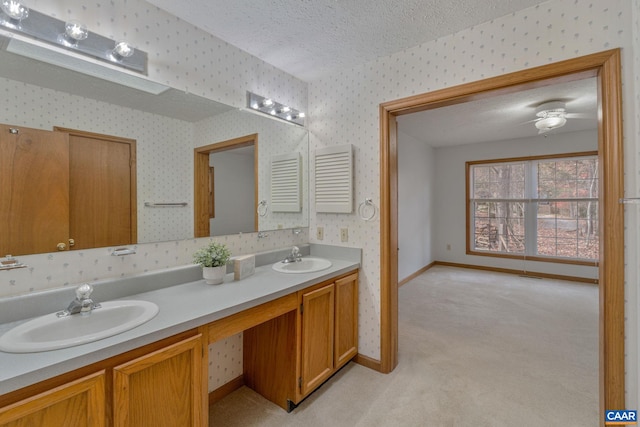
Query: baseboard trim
398,262,436,287
354,353,382,372
433,261,598,284
208,375,244,406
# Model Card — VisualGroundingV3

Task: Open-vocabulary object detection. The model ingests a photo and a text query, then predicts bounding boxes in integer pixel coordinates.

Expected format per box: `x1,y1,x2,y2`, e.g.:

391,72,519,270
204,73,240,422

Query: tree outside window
468,153,599,263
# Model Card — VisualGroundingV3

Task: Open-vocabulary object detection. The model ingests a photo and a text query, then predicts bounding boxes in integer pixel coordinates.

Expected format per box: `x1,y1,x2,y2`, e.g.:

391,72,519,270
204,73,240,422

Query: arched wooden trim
379,49,624,418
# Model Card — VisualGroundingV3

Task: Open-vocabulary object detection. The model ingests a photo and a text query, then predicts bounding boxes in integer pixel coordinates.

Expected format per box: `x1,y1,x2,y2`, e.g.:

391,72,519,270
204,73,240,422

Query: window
467,153,599,264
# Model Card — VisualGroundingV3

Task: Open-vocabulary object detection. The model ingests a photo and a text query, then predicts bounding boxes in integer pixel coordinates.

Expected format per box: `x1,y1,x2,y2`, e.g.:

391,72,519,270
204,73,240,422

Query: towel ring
358,198,376,221
257,200,268,217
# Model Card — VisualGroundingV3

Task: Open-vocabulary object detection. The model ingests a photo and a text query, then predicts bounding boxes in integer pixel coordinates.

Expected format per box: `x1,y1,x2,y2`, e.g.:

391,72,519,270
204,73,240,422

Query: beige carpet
209,266,599,426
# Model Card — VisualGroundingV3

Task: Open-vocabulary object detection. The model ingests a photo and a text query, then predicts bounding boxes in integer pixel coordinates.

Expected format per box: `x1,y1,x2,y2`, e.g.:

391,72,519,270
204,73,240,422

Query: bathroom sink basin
0,300,159,353
272,257,332,274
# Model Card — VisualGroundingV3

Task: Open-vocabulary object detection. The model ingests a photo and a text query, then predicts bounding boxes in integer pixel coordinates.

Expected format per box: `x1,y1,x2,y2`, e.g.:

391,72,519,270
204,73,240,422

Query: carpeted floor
209,266,599,426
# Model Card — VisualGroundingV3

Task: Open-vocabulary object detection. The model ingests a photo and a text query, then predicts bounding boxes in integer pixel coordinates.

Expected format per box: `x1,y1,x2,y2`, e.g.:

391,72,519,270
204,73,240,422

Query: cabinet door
113,334,204,427
0,371,105,427
334,273,358,368
300,284,335,397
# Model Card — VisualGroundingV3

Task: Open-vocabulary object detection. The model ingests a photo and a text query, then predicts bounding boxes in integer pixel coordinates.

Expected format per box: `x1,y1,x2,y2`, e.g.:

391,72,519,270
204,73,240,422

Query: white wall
210,150,255,235
308,0,637,406
433,129,598,280
397,129,435,281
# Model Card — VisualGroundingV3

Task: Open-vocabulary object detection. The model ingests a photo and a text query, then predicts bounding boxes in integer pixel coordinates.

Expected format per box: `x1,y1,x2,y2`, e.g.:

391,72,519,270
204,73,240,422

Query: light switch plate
316,227,324,240
340,228,348,242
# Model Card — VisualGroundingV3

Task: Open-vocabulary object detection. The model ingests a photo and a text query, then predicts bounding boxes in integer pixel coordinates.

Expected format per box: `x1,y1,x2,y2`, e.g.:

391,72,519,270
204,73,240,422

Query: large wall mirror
0,39,309,256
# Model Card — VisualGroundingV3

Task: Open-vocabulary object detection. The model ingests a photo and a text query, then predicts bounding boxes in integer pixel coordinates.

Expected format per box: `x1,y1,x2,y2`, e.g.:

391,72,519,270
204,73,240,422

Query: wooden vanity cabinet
243,270,358,411
299,283,335,396
112,334,204,427
0,371,106,427
0,331,205,427
299,271,358,399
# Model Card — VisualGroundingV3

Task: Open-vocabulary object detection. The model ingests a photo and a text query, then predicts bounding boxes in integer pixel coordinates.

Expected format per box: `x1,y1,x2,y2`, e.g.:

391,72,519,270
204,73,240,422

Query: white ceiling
146,0,547,82
397,77,598,147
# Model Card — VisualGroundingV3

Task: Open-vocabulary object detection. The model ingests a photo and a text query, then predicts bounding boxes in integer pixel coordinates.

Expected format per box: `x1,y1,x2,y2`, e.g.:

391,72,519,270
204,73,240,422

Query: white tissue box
234,254,255,281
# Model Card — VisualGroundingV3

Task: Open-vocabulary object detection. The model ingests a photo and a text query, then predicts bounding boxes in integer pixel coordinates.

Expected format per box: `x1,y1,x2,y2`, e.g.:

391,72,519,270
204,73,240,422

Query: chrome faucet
282,246,302,263
56,284,101,318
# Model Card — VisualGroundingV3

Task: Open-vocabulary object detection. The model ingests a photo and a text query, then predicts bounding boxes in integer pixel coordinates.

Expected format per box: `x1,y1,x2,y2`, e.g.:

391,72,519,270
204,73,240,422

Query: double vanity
0,245,360,426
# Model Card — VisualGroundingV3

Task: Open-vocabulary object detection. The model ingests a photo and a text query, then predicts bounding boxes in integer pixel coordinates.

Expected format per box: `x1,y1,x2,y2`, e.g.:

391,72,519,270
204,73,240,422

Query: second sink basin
272,257,332,274
0,300,159,353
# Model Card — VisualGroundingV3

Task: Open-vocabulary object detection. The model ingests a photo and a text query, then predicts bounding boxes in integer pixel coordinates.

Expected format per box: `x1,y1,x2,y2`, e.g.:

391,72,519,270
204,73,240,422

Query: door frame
54,127,138,246
379,49,624,415
194,133,259,237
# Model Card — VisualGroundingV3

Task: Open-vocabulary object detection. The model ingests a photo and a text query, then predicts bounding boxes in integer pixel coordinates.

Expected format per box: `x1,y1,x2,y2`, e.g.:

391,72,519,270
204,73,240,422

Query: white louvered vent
271,152,302,212
315,144,353,213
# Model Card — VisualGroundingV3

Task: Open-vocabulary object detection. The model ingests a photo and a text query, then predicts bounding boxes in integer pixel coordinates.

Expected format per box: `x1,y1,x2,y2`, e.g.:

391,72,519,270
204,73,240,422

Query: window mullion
524,161,537,256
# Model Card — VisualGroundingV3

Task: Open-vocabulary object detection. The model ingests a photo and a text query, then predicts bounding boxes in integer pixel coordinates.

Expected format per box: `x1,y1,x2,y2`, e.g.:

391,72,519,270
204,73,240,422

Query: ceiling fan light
535,116,566,131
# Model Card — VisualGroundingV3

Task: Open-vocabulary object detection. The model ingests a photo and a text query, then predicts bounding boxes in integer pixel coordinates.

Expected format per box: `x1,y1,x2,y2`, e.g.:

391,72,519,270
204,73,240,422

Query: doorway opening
379,49,624,414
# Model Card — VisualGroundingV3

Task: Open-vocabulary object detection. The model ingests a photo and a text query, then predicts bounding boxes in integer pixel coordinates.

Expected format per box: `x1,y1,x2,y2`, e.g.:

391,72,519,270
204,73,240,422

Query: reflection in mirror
194,134,258,237
0,39,308,256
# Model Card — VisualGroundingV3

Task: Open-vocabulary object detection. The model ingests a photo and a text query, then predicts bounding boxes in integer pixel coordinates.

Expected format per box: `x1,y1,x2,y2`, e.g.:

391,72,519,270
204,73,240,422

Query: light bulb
262,99,273,107
112,41,134,58
1,0,28,20
64,21,88,41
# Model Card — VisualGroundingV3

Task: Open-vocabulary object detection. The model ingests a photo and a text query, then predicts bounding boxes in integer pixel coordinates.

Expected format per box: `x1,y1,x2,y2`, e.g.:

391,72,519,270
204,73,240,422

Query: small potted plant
193,241,231,285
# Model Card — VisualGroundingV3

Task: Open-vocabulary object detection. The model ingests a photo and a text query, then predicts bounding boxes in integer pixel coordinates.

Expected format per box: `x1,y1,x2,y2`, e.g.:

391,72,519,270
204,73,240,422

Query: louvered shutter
315,144,353,213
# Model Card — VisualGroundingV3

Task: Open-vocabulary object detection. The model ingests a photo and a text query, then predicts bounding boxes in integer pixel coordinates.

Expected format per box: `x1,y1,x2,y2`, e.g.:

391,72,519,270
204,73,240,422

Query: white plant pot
202,266,226,285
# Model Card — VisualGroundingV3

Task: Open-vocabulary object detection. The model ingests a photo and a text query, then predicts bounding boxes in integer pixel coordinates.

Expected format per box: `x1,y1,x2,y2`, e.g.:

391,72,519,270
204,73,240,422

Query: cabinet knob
57,242,67,251
69,239,75,247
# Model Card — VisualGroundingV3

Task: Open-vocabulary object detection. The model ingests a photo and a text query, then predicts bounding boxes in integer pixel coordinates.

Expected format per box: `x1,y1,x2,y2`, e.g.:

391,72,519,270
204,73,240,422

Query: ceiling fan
534,101,568,133
532,100,587,134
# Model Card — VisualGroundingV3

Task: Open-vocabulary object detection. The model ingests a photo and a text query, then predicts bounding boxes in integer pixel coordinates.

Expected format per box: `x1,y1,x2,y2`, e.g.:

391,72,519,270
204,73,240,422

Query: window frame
465,151,599,266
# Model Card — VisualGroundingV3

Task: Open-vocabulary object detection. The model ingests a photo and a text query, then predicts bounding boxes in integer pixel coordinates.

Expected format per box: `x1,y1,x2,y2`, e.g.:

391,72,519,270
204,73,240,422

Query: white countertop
0,257,359,395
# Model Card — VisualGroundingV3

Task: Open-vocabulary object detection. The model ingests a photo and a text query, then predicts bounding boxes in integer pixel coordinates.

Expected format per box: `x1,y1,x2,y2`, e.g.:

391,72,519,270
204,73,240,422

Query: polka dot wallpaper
308,0,636,367
0,0,638,403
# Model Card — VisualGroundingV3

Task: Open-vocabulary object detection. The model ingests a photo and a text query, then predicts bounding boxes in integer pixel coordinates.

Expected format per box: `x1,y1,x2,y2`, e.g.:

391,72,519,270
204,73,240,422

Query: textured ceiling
396,77,598,147
147,0,547,82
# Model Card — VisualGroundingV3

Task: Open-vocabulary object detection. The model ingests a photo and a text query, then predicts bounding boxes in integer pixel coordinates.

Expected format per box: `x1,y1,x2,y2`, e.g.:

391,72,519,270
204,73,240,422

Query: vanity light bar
0,5,148,74
246,91,306,126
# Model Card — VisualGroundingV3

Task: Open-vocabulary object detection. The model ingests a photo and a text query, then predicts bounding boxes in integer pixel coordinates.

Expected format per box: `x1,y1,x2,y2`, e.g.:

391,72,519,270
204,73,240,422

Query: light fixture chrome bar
246,91,306,126
4,35,169,94
0,6,147,74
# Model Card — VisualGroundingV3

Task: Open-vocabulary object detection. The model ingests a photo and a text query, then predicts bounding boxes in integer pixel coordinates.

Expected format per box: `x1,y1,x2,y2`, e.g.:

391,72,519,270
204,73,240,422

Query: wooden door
113,334,203,427
334,273,359,368
0,124,70,256
300,283,334,397
58,128,137,250
0,371,105,427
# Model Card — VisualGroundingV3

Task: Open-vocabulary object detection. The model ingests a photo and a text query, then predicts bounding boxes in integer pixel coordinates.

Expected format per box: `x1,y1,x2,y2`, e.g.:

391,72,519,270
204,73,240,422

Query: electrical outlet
446,244,451,251
316,227,324,240
340,228,348,242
